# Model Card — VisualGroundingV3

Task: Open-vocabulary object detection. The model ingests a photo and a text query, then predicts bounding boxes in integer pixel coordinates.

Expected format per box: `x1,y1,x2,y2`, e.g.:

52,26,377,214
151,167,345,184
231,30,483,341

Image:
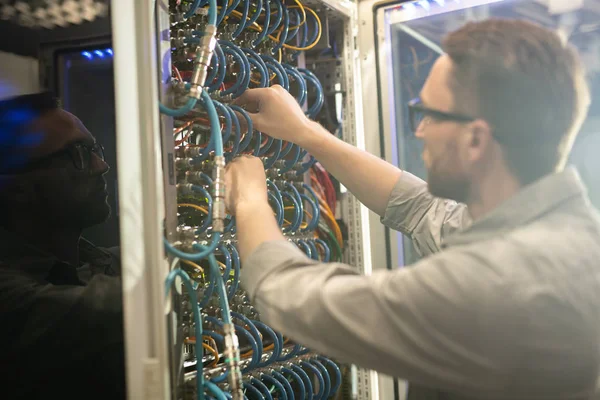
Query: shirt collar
0,228,110,281
443,166,588,248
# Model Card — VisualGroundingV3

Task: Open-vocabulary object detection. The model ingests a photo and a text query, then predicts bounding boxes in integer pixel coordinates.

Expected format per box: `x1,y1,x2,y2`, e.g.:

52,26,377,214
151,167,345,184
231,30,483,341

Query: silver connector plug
223,323,244,399
212,156,226,232
189,24,217,99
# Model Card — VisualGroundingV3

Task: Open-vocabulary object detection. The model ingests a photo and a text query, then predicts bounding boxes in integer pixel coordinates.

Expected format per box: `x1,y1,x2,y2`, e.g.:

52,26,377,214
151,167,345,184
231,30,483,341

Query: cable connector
212,156,226,232
223,323,244,400
189,24,217,99
177,183,194,195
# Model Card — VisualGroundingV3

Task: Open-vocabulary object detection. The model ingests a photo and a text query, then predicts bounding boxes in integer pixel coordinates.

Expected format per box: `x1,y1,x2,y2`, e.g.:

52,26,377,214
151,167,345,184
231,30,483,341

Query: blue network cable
263,139,282,170
282,64,307,106
208,42,226,92
268,191,284,227
297,240,313,259
314,239,331,262
311,359,331,399
305,239,320,261
272,3,289,53
186,185,213,234
267,0,283,35
261,374,288,400
253,0,270,46
251,320,281,366
281,367,306,400
232,0,250,38
298,68,324,118
281,192,301,233
303,183,321,230
243,382,263,399
290,364,313,400
299,193,318,233
230,105,253,153
301,361,325,399
225,106,241,160
165,268,204,399
250,378,274,400
271,371,295,400
226,243,241,300
318,357,342,395
278,144,301,175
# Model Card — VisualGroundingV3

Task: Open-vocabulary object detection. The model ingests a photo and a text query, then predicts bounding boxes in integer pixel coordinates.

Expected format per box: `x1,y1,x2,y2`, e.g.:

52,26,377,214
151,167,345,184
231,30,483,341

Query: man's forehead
420,55,456,111
29,109,94,157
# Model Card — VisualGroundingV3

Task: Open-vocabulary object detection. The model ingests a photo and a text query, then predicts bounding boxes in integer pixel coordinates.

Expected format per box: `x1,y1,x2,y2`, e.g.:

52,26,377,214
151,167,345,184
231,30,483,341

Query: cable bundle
160,0,342,398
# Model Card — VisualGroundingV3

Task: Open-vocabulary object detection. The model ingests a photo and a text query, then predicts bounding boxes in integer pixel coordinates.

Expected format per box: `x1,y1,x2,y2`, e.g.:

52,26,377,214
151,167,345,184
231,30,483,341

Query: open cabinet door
358,0,600,399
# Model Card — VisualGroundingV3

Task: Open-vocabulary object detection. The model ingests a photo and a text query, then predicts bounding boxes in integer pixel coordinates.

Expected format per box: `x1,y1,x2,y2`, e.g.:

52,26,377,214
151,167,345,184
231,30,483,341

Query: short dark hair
443,19,591,185
0,91,59,173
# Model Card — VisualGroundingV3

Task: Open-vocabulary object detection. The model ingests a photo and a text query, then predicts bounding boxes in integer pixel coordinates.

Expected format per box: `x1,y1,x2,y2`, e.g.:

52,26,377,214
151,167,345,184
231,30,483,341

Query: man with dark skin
0,92,125,399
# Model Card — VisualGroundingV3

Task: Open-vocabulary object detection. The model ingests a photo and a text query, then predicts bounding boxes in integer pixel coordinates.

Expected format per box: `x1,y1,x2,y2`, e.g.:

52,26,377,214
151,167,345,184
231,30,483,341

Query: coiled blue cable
204,330,224,345
285,9,301,41
281,367,305,400
217,244,232,283
282,64,307,107
250,378,274,400
225,106,241,161
311,360,331,399
248,57,268,88
261,374,287,400
271,370,295,400
251,320,281,366
213,100,232,149
208,42,226,92
205,381,228,400
160,97,197,117
219,45,249,96
314,239,331,262
285,182,304,227
257,135,274,157
290,364,313,400
232,0,250,38
301,361,325,400
266,0,283,35
262,62,285,89
297,240,313,259
296,155,317,175
278,141,293,158
305,239,319,261
227,243,241,299
231,312,264,362
281,192,301,233
278,144,301,174
253,0,270,46
268,191,284,227
261,55,289,90
230,105,253,153
243,381,264,400
299,194,318,233
165,268,204,399
247,0,264,27
318,357,342,395
273,4,289,53
299,68,324,118
263,139,282,170
303,183,321,230
163,232,221,262
205,317,260,370
187,185,213,234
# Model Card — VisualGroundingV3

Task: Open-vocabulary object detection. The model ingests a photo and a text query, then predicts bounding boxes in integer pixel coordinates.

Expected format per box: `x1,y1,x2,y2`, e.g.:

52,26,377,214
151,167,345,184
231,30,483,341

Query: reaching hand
233,85,312,146
224,155,268,215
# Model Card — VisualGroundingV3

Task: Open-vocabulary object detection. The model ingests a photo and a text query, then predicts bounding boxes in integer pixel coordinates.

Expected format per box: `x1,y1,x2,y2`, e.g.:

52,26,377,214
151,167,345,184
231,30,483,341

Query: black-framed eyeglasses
407,98,476,133
8,141,105,174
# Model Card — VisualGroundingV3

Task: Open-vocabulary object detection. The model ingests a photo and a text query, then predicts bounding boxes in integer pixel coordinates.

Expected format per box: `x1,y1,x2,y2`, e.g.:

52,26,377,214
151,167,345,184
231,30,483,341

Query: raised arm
234,86,402,216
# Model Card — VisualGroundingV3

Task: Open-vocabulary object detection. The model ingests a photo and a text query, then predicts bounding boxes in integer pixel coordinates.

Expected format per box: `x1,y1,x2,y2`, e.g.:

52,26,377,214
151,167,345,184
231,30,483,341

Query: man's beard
426,152,470,203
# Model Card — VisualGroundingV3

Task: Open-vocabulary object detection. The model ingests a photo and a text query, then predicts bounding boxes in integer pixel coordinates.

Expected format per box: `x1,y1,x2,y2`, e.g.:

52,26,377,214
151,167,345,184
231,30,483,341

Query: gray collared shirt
241,167,600,400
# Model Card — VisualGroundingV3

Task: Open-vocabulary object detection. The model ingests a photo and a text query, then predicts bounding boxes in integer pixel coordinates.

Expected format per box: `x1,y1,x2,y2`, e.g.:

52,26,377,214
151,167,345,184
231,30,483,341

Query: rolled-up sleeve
381,172,470,256
241,241,512,395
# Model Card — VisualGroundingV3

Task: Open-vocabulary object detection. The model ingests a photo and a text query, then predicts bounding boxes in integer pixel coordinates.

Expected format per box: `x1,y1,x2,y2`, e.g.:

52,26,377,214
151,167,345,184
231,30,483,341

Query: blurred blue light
80,48,113,61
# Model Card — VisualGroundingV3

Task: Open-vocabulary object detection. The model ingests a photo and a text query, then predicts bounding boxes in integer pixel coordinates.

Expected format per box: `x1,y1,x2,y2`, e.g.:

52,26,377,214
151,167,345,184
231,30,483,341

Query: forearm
299,121,402,216
235,200,286,261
